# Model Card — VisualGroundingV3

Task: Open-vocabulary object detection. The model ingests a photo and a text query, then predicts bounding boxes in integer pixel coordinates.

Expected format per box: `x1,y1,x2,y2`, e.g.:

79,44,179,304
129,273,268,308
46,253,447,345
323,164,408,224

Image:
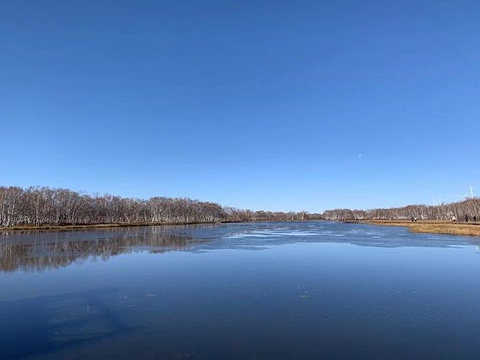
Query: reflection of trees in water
0,226,208,273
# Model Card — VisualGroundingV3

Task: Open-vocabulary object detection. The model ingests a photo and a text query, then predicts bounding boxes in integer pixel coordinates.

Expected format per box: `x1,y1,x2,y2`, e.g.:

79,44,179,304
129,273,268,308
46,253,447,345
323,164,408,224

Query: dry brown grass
363,220,480,237
0,221,220,233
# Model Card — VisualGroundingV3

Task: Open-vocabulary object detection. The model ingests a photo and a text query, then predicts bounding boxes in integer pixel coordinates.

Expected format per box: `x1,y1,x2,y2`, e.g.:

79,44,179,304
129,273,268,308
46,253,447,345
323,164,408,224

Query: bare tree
0,186,322,228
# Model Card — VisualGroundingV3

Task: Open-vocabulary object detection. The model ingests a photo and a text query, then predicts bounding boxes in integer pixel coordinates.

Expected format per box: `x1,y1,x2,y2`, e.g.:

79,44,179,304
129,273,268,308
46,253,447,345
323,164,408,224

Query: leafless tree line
0,186,320,228
323,199,480,221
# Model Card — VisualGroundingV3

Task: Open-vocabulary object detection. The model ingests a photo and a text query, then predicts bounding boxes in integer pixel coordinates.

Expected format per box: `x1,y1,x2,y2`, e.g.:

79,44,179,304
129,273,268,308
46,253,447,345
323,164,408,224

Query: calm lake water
2,221,480,359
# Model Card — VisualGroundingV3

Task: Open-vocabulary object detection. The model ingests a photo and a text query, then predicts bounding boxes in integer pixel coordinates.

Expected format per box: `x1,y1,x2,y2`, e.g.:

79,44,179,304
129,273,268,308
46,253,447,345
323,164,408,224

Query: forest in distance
0,186,320,228
0,185,479,229
323,199,480,222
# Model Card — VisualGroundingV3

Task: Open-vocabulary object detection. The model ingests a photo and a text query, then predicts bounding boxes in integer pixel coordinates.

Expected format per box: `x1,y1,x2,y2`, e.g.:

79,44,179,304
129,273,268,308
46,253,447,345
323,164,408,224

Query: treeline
0,186,321,228
323,199,480,221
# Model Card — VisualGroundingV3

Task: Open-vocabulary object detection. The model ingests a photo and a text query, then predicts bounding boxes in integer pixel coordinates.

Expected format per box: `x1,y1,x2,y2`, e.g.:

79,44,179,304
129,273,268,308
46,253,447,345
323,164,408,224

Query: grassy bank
0,221,225,233
361,220,480,237
0,219,316,234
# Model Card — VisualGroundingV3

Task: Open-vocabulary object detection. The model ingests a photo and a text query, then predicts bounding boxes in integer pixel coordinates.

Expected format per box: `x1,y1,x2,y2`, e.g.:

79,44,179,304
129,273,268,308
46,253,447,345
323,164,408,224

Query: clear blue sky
1,0,479,212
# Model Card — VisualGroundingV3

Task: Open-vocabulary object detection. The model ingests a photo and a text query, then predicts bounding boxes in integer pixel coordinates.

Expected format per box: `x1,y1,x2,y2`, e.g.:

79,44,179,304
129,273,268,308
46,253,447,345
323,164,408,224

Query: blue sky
1,0,479,212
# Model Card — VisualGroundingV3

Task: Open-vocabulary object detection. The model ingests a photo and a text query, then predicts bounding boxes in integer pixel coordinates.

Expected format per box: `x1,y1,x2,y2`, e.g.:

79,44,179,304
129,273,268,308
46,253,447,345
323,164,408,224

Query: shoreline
0,219,322,234
359,220,480,237
0,221,231,233
3,219,479,238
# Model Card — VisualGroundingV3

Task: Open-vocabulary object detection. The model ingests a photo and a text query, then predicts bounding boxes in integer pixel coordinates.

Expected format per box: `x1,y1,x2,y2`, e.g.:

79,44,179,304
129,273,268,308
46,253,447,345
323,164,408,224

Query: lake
1,221,480,359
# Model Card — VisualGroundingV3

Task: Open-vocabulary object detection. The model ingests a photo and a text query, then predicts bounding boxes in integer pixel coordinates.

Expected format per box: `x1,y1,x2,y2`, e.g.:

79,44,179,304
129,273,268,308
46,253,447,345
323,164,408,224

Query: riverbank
0,221,226,233
361,220,480,237
0,219,318,234
4,219,479,238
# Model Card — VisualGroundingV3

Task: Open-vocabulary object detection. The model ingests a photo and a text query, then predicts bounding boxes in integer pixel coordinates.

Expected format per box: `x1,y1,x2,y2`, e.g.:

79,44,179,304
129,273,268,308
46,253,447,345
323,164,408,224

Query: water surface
1,222,480,359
